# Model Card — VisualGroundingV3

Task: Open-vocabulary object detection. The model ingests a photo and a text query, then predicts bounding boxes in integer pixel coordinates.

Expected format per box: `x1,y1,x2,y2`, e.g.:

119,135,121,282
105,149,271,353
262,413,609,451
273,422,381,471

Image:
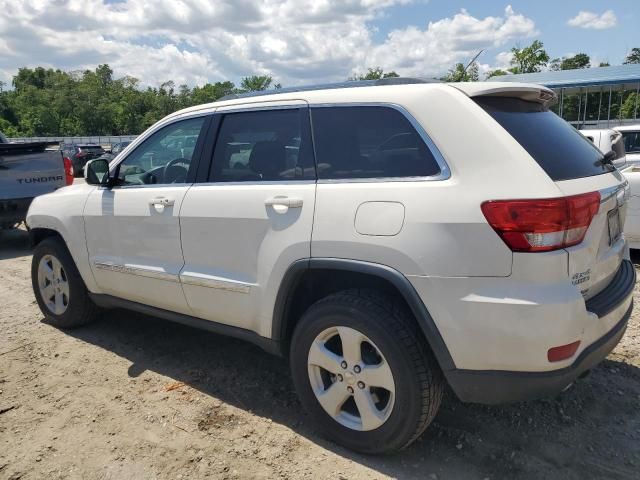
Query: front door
84,115,208,314
179,104,316,336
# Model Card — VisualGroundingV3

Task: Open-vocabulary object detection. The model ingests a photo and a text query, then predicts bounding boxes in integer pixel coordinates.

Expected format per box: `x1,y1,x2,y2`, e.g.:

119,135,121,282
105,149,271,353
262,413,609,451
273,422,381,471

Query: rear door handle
265,196,303,208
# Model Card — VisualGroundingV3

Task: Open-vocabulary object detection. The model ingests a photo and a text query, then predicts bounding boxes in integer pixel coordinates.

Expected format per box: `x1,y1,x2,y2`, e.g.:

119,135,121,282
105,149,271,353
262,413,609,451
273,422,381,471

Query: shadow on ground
0,227,31,260
63,307,640,480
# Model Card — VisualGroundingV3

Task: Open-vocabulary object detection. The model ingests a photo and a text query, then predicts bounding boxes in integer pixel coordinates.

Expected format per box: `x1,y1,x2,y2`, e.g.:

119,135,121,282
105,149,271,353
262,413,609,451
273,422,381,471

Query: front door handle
265,196,303,208
149,197,175,212
150,197,175,207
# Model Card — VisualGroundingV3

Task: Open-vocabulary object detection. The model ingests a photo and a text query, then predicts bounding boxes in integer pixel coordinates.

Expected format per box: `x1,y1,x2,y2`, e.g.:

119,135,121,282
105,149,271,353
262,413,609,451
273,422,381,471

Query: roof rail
219,77,440,101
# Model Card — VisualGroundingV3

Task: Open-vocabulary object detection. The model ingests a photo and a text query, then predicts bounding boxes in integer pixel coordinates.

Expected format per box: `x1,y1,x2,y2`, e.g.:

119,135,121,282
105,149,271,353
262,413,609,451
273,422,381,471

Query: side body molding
272,258,457,372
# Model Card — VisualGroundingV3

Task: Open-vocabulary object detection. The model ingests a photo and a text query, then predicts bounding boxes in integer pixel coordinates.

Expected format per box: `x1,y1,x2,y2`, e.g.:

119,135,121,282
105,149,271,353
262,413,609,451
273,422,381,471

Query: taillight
481,192,600,252
63,157,74,185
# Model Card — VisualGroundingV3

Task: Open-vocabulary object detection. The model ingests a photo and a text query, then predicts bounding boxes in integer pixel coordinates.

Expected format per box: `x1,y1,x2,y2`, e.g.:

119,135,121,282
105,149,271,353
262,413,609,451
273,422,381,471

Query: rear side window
311,106,441,179
210,108,315,182
475,97,611,181
621,131,640,153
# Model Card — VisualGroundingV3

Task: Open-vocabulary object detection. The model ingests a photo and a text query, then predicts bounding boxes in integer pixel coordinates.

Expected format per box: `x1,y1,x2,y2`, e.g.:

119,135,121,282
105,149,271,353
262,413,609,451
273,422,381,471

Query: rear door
178,102,316,337
476,96,627,300
84,115,209,313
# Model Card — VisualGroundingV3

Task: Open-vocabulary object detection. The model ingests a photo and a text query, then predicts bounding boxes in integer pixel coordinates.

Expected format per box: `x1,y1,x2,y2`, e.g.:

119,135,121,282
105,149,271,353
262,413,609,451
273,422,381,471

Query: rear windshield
79,146,104,152
475,97,612,181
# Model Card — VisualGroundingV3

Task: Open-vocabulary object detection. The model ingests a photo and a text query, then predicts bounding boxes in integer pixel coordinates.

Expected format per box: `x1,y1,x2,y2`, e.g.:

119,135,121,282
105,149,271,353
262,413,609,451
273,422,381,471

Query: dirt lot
1,227,639,480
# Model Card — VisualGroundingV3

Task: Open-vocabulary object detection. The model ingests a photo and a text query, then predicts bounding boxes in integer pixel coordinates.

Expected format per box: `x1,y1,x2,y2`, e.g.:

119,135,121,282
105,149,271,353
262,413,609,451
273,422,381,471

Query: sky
0,0,637,88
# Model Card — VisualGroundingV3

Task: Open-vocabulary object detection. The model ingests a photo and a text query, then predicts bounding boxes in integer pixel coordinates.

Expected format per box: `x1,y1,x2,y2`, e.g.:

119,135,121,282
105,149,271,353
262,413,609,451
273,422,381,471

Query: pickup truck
0,132,73,229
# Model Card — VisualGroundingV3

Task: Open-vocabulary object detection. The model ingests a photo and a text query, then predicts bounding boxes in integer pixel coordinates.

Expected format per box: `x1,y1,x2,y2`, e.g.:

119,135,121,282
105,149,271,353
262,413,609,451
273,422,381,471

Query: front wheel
31,236,101,328
290,289,443,454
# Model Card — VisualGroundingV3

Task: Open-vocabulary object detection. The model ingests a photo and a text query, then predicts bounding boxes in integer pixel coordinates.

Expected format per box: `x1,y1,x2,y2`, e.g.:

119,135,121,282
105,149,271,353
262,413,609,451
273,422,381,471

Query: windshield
475,96,611,181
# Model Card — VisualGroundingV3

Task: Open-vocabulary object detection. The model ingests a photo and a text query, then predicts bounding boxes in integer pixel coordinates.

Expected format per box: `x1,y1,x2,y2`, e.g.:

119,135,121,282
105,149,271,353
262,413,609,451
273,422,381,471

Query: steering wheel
163,157,190,183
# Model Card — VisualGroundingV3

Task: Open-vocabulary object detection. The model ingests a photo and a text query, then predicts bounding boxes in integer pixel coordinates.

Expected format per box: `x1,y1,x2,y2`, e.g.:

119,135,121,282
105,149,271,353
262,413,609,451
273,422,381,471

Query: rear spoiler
450,82,557,106
0,141,59,155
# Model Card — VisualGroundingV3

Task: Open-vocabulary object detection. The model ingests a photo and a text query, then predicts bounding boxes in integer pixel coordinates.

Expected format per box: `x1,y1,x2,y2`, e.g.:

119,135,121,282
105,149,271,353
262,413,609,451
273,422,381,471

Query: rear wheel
31,236,101,328
290,289,443,454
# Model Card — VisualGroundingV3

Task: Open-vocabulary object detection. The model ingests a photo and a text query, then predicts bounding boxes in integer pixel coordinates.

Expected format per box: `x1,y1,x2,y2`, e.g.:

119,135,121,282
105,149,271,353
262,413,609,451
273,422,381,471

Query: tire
31,236,101,328
290,289,443,454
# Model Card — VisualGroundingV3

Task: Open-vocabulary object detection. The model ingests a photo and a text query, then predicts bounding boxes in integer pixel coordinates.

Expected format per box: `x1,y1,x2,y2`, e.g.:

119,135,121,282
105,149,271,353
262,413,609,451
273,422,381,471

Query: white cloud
363,5,536,78
0,1,537,87
567,10,617,30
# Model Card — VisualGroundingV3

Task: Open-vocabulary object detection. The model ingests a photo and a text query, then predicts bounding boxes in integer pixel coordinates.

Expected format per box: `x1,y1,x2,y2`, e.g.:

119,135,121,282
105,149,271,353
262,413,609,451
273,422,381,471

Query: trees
485,69,508,79
549,53,590,71
623,48,640,65
509,40,549,74
240,75,273,92
0,66,287,136
350,67,400,80
441,62,479,82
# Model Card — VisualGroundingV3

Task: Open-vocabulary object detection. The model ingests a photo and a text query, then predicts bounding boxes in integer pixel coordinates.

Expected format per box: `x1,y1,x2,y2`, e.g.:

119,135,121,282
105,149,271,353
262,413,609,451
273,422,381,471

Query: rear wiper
596,150,617,169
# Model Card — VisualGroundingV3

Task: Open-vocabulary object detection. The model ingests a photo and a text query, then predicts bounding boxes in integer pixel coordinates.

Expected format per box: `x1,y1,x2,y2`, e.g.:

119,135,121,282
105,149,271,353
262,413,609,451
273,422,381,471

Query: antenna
457,49,484,81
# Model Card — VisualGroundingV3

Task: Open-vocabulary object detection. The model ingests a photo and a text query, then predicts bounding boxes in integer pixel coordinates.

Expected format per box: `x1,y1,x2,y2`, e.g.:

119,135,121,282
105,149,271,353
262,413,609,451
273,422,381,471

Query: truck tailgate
0,143,66,200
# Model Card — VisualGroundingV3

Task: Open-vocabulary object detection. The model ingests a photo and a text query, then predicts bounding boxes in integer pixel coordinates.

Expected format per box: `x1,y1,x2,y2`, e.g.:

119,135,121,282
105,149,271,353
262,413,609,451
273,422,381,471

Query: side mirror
84,159,110,186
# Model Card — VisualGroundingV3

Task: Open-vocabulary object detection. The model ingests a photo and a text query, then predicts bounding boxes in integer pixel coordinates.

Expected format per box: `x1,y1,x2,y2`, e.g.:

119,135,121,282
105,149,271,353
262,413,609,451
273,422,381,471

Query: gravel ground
1,227,639,480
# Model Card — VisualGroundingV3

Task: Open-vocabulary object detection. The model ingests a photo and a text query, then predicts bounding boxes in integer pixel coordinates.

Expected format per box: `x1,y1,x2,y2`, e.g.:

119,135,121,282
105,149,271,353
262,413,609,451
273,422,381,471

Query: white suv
27,79,635,454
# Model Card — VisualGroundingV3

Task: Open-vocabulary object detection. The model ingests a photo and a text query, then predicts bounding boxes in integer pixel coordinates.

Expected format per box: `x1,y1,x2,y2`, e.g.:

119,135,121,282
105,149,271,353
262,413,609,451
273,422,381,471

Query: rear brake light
481,192,600,252
548,341,580,362
63,157,74,185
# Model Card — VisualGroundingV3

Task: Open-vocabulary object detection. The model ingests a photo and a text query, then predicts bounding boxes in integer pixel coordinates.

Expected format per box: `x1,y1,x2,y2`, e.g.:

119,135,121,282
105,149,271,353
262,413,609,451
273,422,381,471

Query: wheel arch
272,258,456,373
29,226,64,247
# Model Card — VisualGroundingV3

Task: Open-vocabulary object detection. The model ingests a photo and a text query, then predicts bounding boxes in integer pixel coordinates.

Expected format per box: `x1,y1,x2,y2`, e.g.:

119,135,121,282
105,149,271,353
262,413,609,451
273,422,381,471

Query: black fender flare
272,258,456,373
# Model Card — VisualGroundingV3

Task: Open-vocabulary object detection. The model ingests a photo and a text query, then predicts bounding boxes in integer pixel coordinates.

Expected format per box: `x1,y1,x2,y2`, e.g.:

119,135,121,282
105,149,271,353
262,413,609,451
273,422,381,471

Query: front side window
622,131,640,153
117,117,205,185
210,108,314,182
311,106,441,179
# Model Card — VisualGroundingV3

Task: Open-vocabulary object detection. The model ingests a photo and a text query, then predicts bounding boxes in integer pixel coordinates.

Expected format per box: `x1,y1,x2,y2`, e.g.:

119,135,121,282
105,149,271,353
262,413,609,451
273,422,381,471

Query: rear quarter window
475,97,612,181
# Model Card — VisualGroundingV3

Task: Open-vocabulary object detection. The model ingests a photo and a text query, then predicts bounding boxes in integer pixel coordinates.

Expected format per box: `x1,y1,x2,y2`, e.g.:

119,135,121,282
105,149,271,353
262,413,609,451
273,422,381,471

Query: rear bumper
0,197,33,226
444,260,635,404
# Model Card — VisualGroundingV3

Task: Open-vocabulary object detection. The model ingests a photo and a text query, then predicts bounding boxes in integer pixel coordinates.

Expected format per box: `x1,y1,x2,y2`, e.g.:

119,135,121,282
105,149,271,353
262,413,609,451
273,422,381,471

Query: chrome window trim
310,102,451,183
187,179,316,187
214,101,308,114
94,262,179,283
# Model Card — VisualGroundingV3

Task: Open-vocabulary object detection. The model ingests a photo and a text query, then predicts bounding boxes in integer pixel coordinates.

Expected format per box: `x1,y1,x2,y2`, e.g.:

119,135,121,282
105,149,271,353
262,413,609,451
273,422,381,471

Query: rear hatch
468,87,627,301
77,145,105,159
0,142,66,200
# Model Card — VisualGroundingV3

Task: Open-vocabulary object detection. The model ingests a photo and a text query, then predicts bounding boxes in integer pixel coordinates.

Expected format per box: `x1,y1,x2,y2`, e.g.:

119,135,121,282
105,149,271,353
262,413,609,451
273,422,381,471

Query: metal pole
559,88,564,118
619,89,624,124
634,82,639,120
577,88,582,127
597,87,602,124
583,88,588,127
607,85,612,127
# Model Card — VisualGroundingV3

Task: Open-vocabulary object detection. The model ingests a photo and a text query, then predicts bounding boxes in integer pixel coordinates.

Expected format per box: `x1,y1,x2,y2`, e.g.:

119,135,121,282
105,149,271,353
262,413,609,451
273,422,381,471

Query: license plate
608,207,621,245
